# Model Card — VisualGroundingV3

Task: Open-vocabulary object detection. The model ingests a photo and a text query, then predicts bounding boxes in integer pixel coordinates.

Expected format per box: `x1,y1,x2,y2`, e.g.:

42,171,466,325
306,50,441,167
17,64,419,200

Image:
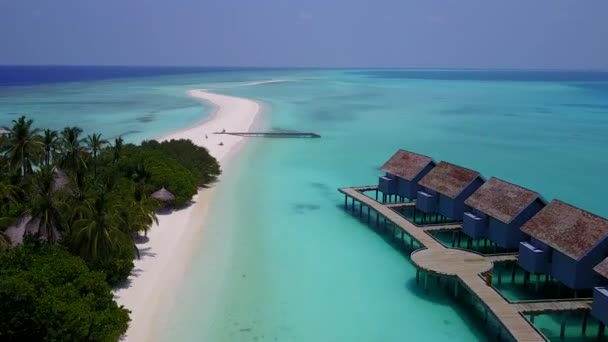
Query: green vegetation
0,116,221,340
0,242,130,342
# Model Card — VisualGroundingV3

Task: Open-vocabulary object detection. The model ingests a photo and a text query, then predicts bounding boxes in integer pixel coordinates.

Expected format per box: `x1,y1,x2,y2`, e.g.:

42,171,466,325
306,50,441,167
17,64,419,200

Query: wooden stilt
351,197,355,212
376,213,379,227
344,194,347,209
367,207,370,223
530,314,535,324
582,311,588,335
598,321,605,340
484,238,488,253
375,189,378,201
535,274,540,293
498,268,502,286
410,237,414,249
424,272,428,291
511,263,516,282
560,313,566,338
454,280,459,297
359,202,362,217
458,231,462,247
416,269,420,284
451,231,456,247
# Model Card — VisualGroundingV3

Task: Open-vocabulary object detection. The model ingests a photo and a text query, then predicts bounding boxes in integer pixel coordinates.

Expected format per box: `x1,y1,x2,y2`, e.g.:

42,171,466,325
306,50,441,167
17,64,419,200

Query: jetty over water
339,185,549,341
214,131,320,138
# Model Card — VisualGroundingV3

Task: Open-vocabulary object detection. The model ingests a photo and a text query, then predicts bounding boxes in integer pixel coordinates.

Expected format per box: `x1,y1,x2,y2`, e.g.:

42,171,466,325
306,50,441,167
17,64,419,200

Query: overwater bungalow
518,200,608,290
377,149,436,201
416,161,484,221
592,258,608,327
462,177,545,248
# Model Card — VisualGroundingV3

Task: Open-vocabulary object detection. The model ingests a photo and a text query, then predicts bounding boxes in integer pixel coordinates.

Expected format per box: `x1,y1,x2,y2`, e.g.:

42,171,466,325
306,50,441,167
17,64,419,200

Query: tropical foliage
0,116,220,340
0,242,130,341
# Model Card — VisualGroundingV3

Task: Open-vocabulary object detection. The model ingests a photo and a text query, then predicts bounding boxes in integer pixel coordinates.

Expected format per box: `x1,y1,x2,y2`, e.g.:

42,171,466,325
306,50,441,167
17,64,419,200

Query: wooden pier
339,185,548,341
420,223,462,233
214,131,321,138
385,202,417,209
514,299,591,314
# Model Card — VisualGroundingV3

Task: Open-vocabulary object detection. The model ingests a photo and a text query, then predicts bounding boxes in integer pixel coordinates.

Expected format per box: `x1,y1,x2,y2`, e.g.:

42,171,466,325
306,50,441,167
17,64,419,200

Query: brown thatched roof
418,161,481,199
521,200,608,261
380,149,435,181
594,258,608,279
464,177,543,224
151,187,175,202
53,168,70,191
4,215,62,246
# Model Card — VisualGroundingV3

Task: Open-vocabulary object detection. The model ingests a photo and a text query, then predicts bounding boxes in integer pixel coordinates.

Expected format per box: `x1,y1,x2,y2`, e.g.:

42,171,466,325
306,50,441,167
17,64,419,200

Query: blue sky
1,0,607,69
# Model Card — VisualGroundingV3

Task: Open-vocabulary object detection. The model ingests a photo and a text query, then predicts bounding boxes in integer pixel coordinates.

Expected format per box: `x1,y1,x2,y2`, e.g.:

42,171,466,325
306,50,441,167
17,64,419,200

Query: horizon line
1,64,607,72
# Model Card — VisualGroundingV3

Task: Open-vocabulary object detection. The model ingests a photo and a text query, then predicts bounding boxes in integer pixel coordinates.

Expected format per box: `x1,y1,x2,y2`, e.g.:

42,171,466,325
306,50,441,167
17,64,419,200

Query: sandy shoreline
113,89,262,342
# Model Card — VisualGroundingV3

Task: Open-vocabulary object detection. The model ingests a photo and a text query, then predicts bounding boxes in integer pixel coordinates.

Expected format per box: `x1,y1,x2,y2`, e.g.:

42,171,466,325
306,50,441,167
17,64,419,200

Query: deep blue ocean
2,66,608,341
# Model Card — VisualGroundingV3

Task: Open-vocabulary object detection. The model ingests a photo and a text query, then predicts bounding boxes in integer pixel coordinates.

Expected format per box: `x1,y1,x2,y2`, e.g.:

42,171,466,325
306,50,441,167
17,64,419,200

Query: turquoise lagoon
2,69,608,341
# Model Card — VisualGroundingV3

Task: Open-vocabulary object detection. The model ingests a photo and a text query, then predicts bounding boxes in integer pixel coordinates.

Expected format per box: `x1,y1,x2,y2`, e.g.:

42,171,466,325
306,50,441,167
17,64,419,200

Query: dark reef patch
292,203,321,214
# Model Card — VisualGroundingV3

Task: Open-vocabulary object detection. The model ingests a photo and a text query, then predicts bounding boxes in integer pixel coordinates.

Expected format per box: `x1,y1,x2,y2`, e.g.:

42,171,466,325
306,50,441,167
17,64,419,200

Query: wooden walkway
385,202,417,209
339,186,546,341
514,299,592,314
214,131,321,138
486,254,519,263
420,223,462,232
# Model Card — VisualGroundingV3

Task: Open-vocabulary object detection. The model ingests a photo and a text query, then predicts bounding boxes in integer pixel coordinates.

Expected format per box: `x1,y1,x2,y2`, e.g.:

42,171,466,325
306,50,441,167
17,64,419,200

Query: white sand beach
113,89,261,341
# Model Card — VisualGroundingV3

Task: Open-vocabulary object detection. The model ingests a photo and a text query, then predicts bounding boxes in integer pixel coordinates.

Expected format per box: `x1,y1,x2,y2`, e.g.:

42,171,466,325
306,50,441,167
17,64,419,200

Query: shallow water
2,68,608,341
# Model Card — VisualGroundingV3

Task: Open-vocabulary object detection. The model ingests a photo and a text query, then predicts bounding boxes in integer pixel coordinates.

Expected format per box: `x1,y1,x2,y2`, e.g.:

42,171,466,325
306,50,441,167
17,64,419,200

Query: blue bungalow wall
485,200,545,249
417,177,484,221
592,286,608,325
520,236,608,290
395,163,435,200
378,173,397,195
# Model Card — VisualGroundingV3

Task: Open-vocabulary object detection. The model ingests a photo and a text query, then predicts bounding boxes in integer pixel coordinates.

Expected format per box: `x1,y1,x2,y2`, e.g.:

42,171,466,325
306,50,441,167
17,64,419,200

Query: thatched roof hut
521,200,608,261
4,215,62,246
151,187,175,202
594,258,608,280
381,149,435,181
418,161,482,199
464,177,544,224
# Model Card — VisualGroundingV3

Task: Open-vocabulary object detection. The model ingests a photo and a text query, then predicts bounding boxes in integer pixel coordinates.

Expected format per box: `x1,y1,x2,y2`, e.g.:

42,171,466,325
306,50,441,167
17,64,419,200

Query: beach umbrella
151,187,175,202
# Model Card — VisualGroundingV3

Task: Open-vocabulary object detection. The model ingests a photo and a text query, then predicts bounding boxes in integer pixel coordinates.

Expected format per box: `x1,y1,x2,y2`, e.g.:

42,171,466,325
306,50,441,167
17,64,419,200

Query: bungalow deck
339,185,548,341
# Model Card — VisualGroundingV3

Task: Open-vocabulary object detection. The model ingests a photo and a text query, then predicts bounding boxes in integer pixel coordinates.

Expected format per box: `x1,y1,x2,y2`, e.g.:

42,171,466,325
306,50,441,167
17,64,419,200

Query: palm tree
71,192,125,260
0,231,10,250
26,166,67,242
0,181,18,216
112,136,124,163
41,129,59,166
1,116,42,177
59,126,87,172
84,133,107,179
